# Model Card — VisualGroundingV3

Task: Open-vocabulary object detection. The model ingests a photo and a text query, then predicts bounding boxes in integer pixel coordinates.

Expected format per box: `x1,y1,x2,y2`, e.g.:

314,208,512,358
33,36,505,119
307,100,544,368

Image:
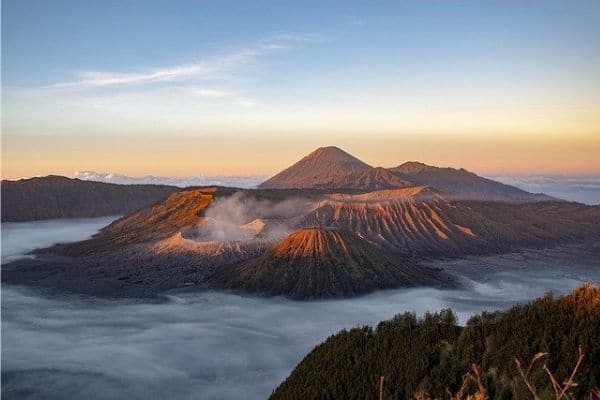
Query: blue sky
2,1,600,177
5,1,599,91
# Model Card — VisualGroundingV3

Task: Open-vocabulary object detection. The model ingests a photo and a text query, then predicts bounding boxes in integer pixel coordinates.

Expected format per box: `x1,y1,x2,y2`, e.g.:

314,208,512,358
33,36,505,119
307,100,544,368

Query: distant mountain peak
259,146,413,190
260,146,555,200
303,146,372,168
259,146,375,189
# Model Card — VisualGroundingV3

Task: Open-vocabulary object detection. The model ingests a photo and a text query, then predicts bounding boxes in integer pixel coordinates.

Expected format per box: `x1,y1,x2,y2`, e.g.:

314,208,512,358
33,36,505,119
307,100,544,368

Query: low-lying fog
2,218,599,400
0,216,118,264
490,175,600,205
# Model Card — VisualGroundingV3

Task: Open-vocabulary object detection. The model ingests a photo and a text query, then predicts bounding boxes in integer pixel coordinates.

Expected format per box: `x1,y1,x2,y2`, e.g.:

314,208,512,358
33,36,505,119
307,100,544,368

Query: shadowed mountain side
2,235,275,298
458,200,600,246
389,161,555,201
208,228,456,299
1,175,179,222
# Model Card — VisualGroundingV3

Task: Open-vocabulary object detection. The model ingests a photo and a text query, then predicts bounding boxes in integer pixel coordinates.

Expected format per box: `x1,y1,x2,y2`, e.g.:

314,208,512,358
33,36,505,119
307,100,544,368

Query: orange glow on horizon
2,131,599,180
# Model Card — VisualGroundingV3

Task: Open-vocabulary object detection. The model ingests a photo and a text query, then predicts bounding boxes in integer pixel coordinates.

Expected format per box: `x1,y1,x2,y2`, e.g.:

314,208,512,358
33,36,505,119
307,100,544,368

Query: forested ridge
271,284,599,399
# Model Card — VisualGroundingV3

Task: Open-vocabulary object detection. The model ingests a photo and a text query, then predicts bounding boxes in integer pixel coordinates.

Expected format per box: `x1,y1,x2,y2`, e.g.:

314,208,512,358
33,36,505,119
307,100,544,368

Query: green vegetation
271,284,599,399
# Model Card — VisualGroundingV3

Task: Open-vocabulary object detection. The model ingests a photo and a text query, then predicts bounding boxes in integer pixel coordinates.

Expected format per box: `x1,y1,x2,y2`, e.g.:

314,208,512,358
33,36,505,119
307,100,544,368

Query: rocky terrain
1,175,178,221
4,183,599,299
301,187,598,257
3,146,599,299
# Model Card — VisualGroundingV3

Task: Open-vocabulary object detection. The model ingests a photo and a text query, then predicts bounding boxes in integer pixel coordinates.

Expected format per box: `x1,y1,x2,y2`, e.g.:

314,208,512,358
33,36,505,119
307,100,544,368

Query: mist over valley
2,218,598,399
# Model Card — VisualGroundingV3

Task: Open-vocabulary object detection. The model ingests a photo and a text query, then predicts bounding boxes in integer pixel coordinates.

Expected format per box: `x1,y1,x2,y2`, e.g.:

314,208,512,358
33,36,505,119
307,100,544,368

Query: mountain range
3,146,598,299
2,146,555,223
259,146,553,201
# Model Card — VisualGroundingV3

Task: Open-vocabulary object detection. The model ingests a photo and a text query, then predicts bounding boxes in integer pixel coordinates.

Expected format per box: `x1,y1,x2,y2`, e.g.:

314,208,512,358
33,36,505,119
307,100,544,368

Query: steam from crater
188,192,311,242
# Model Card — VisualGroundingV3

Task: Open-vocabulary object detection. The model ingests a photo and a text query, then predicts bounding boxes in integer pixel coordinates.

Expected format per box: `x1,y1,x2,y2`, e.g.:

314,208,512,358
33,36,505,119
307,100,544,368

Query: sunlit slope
209,227,454,298
53,188,218,255
300,187,600,257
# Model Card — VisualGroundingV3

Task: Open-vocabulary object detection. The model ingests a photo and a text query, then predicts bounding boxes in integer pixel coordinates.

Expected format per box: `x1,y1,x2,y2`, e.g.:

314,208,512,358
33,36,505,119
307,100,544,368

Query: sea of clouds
489,175,600,205
2,217,599,400
74,171,267,188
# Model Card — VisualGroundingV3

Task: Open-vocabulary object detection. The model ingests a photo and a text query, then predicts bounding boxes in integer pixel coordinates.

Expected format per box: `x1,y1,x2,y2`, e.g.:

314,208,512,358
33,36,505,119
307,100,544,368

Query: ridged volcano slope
299,188,600,257
208,228,454,299
52,188,219,255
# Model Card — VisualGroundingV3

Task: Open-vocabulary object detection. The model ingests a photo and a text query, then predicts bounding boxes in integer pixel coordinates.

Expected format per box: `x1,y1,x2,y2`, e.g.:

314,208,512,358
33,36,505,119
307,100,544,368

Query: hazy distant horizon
2,217,598,399
5,168,599,205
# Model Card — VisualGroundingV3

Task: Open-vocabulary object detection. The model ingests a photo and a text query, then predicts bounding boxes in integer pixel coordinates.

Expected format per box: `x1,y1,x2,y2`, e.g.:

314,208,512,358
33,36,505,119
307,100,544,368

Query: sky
2,0,600,179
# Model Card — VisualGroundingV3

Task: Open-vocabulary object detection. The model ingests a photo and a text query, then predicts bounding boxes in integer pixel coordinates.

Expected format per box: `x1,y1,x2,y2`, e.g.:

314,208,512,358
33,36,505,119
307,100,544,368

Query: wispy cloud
48,33,322,90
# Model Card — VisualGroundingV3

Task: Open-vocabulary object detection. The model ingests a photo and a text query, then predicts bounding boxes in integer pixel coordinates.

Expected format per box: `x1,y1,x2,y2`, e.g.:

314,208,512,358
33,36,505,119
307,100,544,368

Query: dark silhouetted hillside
389,161,555,201
1,175,178,221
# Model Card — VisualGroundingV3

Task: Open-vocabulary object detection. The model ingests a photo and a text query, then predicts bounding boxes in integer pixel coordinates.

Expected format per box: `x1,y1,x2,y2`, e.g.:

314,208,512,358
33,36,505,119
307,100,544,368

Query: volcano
258,146,554,200
259,146,385,190
208,227,454,299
